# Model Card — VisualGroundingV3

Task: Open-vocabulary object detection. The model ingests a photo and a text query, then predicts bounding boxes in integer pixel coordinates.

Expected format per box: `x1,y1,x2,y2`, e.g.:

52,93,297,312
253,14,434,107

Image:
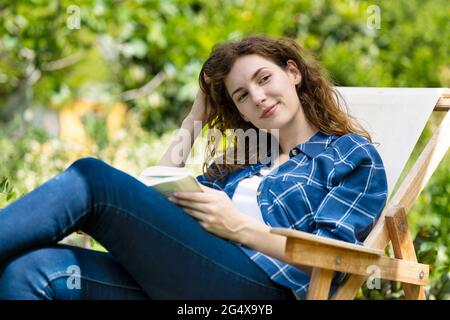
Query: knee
68,157,112,182
69,157,109,174
0,247,64,299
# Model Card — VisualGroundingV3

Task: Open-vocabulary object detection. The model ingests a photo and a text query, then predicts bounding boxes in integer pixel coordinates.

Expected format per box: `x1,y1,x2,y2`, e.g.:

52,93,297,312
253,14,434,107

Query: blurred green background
0,0,449,299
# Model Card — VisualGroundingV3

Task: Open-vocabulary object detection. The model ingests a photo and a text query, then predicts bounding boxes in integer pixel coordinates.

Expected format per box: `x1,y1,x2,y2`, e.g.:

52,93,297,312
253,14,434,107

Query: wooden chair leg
386,206,427,300
306,268,334,300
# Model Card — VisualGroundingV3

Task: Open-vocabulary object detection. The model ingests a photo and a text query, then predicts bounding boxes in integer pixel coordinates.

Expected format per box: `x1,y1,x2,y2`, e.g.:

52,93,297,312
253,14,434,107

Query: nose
251,86,267,107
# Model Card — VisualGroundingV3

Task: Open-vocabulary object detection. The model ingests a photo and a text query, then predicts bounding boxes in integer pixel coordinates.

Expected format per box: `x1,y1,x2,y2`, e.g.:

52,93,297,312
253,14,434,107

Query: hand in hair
185,75,211,124
185,88,210,124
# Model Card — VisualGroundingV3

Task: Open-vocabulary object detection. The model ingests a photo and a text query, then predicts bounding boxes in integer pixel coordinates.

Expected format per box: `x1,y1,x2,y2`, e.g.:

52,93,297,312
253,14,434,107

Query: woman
0,35,387,300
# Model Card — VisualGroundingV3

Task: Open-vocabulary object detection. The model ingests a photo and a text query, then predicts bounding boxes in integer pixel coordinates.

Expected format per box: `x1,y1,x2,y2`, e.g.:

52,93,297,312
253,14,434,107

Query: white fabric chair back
335,87,444,194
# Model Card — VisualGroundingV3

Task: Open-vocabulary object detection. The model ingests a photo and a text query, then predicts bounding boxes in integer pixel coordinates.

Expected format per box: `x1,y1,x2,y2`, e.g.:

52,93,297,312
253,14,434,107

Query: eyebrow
231,67,267,99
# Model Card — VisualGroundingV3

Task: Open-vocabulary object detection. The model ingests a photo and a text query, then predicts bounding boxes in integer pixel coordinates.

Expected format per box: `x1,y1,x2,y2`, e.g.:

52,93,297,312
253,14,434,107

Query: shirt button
292,149,298,156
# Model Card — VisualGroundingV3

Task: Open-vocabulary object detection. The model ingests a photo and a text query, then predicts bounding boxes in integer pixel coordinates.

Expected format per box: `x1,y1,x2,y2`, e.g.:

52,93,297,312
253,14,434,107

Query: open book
138,166,203,197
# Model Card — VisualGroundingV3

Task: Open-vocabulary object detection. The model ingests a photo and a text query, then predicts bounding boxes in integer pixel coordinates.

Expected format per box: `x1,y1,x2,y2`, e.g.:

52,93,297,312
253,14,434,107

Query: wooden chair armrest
270,228,384,256
270,227,428,286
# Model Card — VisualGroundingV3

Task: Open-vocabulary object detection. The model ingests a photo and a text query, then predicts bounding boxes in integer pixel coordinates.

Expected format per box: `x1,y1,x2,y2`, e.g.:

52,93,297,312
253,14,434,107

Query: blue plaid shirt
196,132,388,299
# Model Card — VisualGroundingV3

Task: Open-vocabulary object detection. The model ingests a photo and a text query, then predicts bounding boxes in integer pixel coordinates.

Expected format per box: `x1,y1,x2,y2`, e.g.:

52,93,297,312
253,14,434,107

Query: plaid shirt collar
266,131,337,164
290,131,335,159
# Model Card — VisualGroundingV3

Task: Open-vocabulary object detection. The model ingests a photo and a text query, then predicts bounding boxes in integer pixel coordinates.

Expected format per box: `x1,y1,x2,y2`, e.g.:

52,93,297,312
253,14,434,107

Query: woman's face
224,54,302,130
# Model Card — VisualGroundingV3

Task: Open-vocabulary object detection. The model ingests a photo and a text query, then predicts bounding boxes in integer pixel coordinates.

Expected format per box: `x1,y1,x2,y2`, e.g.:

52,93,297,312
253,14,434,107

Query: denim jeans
0,158,295,300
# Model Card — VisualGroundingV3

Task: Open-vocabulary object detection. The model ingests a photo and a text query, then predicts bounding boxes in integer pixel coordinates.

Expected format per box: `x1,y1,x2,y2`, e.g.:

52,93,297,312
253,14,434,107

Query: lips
260,103,278,118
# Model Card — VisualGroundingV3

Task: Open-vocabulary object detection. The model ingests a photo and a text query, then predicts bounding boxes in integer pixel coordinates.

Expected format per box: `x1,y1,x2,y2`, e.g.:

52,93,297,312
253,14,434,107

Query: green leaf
0,176,7,191
7,191,16,202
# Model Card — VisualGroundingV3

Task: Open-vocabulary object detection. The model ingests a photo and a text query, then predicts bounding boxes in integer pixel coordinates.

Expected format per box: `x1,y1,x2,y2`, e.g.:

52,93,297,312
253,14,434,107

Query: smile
260,103,278,118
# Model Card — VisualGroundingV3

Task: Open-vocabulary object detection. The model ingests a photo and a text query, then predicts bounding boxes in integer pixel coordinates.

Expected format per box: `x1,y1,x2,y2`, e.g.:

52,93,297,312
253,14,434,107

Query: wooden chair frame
271,89,450,300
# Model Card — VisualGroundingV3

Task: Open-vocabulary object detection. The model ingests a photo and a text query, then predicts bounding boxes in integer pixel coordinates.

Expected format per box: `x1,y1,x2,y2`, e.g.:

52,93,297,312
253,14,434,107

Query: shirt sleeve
312,137,388,244
195,162,228,191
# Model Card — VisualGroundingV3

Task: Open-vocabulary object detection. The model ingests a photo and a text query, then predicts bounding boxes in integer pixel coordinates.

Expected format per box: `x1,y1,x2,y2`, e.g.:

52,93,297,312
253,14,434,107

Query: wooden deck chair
271,87,449,300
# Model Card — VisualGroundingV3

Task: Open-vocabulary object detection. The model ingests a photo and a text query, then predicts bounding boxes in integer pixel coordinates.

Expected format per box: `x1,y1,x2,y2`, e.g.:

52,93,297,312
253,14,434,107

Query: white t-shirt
231,167,272,222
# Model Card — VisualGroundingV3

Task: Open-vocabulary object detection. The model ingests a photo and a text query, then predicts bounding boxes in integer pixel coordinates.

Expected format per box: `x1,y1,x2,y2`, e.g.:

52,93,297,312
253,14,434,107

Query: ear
286,59,302,86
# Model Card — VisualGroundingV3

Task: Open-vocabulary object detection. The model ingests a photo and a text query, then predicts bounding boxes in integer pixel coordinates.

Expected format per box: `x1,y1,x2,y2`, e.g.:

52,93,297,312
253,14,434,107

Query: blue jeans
0,158,295,300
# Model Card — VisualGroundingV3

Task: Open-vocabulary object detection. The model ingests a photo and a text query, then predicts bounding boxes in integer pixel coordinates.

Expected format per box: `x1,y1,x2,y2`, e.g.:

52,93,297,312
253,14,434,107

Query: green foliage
2,0,447,132
0,176,16,203
82,111,109,149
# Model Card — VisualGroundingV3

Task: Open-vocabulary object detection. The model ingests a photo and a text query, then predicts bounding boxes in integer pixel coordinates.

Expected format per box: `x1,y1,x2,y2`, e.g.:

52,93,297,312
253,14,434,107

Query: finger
198,221,209,230
168,197,208,212
204,74,211,84
183,207,209,222
172,191,211,202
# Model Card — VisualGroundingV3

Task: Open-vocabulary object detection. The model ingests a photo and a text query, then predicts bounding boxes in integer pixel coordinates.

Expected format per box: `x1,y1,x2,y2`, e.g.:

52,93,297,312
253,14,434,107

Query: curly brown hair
199,34,370,182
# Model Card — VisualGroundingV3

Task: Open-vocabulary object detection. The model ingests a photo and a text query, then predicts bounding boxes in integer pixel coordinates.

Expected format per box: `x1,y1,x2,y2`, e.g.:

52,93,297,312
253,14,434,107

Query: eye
236,75,270,103
237,92,247,102
259,75,271,84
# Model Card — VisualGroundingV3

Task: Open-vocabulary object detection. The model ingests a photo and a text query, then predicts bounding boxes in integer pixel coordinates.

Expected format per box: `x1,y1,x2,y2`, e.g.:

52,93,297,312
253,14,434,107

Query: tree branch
119,71,166,101
41,52,84,71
